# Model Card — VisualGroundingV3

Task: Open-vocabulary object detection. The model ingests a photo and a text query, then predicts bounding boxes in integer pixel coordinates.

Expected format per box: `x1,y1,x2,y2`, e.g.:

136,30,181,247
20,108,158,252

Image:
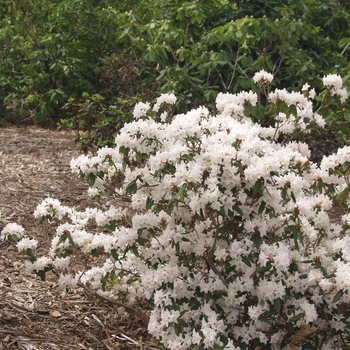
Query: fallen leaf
4,335,10,342
63,299,73,307
291,325,318,346
50,310,62,318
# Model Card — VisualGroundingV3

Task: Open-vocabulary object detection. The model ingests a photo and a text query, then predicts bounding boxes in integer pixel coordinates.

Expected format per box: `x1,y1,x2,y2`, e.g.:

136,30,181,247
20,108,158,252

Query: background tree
0,0,348,159
143,0,349,111
0,0,160,124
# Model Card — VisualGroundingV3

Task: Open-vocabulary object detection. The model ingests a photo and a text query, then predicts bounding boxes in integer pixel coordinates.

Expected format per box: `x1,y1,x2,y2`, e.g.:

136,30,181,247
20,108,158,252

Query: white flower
215,91,257,118
299,299,318,323
33,197,71,220
334,260,350,290
153,93,177,112
337,88,349,103
253,70,274,84
87,187,100,197
54,257,70,269
160,309,180,327
1,223,25,240
322,74,349,103
248,304,265,321
309,88,316,99
257,280,285,301
192,330,202,344
302,83,310,91
133,101,151,119
25,257,53,273
201,323,217,348
16,237,38,252
331,314,346,331
58,273,78,288
153,289,172,307
224,340,240,350
323,74,343,89
302,83,316,99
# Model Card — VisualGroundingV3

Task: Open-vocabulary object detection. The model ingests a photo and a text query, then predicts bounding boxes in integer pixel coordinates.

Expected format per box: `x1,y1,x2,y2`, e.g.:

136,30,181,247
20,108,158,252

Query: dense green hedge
0,0,349,155
0,0,160,125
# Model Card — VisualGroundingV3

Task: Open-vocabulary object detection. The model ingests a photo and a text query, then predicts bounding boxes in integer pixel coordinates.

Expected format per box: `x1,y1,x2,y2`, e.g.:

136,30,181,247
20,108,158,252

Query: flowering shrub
2,72,350,349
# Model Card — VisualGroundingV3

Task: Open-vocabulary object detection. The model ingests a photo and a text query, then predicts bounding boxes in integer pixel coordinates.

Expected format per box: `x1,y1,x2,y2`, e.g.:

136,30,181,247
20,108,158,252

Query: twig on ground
77,281,148,325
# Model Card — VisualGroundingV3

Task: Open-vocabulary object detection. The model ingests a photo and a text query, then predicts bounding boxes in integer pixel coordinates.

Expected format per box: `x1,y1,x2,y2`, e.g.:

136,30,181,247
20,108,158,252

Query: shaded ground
0,126,157,350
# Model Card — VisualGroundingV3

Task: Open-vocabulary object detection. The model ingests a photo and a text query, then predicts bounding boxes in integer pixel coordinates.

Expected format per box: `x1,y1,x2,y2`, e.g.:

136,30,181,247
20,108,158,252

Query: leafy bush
142,0,350,112
2,72,350,349
60,93,143,154
0,0,161,124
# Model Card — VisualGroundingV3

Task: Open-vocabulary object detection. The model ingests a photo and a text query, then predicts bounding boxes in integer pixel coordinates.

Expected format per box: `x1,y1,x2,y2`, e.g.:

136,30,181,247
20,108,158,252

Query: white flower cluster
268,87,326,133
253,69,274,84
1,222,25,240
4,73,350,349
153,93,177,112
323,74,349,103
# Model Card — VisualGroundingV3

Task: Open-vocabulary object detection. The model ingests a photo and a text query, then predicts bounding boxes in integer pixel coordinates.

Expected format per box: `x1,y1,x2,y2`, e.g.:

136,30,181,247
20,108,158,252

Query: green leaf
256,262,272,274
90,249,100,257
175,242,181,255
289,314,302,322
25,248,37,263
126,179,137,194
274,298,282,313
57,233,68,245
35,270,47,281
146,196,153,209
26,94,38,104
174,323,180,336
110,249,119,261
136,236,149,245
344,112,350,123
232,205,243,216
291,191,296,203
252,233,262,247
97,170,105,180
87,173,96,186
339,37,350,49
178,183,187,201
259,315,272,324
106,222,116,231
131,245,139,257
242,255,252,267
293,229,300,251
37,216,44,226
333,290,343,303
177,319,188,327
253,179,264,196
191,345,202,350
258,201,266,215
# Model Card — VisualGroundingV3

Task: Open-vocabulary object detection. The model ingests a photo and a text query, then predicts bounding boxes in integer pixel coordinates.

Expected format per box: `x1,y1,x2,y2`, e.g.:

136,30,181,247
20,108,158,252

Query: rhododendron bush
2,71,350,349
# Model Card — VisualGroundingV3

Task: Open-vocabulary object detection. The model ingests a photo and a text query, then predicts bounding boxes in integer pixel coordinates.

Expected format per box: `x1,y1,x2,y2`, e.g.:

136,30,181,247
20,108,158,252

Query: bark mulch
0,126,158,350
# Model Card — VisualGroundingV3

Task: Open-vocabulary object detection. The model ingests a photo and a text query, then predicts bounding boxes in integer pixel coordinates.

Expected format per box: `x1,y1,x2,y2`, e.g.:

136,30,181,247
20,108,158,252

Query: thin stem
203,255,228,289
77,281,149,325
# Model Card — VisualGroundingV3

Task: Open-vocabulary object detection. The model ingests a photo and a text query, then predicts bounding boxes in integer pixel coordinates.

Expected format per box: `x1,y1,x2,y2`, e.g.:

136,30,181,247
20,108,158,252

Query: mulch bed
0,126,158,350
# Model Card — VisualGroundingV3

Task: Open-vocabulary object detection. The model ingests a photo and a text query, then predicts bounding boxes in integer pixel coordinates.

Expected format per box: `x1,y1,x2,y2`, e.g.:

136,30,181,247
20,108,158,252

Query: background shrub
0,0,349,155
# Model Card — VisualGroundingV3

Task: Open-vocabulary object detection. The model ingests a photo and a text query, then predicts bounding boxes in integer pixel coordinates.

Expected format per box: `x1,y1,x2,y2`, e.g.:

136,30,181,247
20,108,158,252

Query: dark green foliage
60,93,143,154
139,0,350,160
143,0,349,110
0,0,349,155
0,0,159,125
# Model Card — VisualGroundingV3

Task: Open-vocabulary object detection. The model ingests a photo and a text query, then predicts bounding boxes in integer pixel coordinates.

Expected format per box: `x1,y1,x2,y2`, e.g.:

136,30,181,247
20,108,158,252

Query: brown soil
0,126,158,350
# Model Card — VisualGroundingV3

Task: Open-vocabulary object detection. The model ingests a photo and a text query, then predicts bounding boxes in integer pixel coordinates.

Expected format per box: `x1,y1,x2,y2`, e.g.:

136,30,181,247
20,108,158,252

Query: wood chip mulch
0,126,158,350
